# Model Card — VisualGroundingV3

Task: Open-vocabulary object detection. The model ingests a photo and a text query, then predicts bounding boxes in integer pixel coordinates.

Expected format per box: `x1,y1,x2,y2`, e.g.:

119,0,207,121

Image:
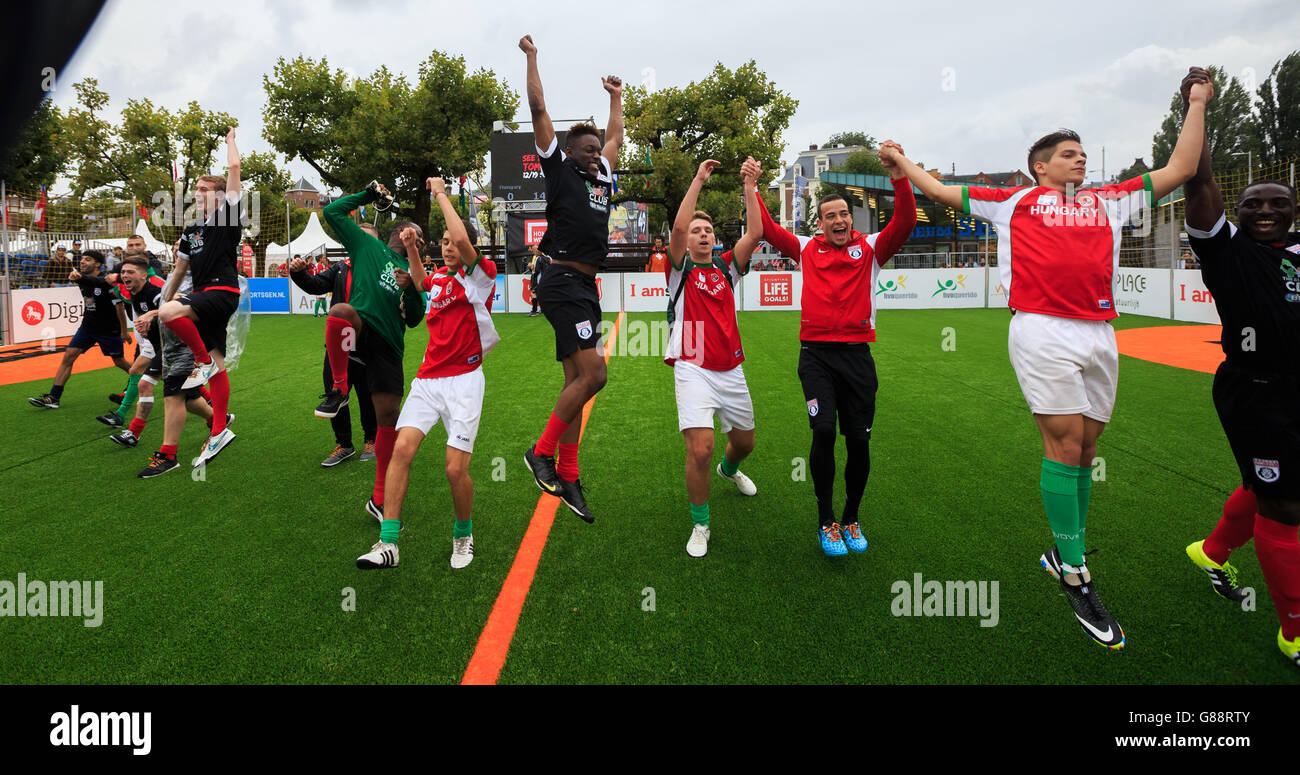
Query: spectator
70,239,83,263
644,236,669,273
106,246,124,272
314,255,330,276
46,245,73,286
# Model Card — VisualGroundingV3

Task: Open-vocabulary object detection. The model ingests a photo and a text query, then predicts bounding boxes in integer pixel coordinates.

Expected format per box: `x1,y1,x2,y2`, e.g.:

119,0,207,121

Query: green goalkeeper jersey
323,189,425,353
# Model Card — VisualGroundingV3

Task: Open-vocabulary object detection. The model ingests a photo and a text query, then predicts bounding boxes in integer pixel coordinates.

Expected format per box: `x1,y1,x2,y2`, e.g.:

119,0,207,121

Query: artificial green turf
0,310,1295,684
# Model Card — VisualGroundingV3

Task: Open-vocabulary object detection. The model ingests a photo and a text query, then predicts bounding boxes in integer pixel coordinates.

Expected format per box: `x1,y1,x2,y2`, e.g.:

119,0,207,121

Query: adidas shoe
365,497,384,523
96,413,125,428
557,478,595,523
356,541,399,570
716,462,757,496
842,522,869,553
1059,575,1125,650
192,427,236,467
315,388,347,419
687,524,710,558
182,360,219,389
451,535,475,569
322,445,356,468
819,523,847,557
138,452,179,478
525,445,561,495
110,430,139,448
1185,540,1249,603
28,394,59,409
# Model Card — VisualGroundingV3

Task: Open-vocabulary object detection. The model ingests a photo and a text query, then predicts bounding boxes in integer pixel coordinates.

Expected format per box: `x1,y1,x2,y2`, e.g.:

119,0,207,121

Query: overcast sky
50,0,1300,192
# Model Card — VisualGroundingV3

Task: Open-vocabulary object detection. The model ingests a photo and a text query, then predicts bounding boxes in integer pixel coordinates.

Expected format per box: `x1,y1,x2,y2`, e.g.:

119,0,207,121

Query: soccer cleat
360,440,376,461
356,541,399,570
820,523,848,557
1040,545,1065,580
687,524,710,558
451,535,475,569
557,478,595,523
138,452,179,478
96,413,124,428
716,463,757,496
1058,575,1126,650
110,430,139,448
192,428,236,467
181,360,219,389
525,446,561,494
322,445,356,468
365,497,385,524
28,394,59,409
314,388,347,418
842,522,869,553
1185,540,1250,603
108,392,124,405
1280,629,1300,669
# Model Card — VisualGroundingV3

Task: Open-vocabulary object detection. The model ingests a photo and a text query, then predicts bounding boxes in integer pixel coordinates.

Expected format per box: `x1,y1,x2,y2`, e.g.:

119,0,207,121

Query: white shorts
396,369,485,453
137,338,156,360
674,361,755,433
1008,311,1118,423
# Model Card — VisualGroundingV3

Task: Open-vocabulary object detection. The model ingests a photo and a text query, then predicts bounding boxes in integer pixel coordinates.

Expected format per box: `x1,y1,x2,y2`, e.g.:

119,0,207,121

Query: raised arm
519,35,555,154
883,146,963,210
289,255,334,294
1177,68,1221,230
428,177,478,272
751,167,803,260
731,157,765,273
670,159,719,269
601,75,624,172
224,126,241,199
1149,71,1212,201
322,187,380,253
872,141,918,263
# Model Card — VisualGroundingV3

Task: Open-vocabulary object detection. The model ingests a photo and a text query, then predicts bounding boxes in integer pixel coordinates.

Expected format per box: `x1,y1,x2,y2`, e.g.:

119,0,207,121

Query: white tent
263,212,342,259
50,219,170,256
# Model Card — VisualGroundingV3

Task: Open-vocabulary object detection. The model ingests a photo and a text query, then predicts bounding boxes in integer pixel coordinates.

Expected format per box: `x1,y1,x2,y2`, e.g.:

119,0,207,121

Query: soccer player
28,250,132,409
317,182,427,522
518,33,622,523
1175,69,1300,668
883,75,1213,649
288,248,378,468
157,126,243,468
753,147,917,558
357,177,500,570
666,158,763,558
100,237,168,426
99,257,164,445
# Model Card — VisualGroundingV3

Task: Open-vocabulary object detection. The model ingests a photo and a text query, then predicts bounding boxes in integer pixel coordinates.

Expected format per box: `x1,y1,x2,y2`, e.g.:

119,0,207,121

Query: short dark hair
817,193,849,218
460,217,478,245
82,249,104,264
1239,179,1297,203
565,122,601,149
121,256,149,271
1027,129,1082,183
389,221,425,254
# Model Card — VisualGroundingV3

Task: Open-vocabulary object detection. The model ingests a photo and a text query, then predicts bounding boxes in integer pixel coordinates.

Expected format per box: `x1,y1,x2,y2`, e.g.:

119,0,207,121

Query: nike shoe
315,388,348,419
842,522,869,553
451,535,475,569
108,392,124,405
322,445,356,468
110,430,138,448
557,478,595,523
356,541,399,570
360,440,376,461
1280,629,1300,669
28,394,59,409
182,360,220,389
687,524,710,558
192,427,236,468
96,413,124,428
820,523,847,557
138,452,179,478
1040,546,1065,580
1059,575,1125,650
525,446,561,495
716,463,757,496
1185,540,1249,603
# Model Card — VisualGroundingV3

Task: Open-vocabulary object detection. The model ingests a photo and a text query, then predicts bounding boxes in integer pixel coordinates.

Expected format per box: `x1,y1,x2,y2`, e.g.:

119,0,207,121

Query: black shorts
538,263,602,361
1212,361,1300,500
797,342,878,438
354,325,404,396
162,373,202,400
68,327,123,358
178,289,239,356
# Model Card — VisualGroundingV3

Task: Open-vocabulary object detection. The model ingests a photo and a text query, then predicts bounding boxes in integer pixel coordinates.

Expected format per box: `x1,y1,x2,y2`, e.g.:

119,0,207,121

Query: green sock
1040,458,1083,567
380,518,400,544
690,502,709,527
720,458,739,477
453,518,473,539
115,374,141,420
1077,464,1092,548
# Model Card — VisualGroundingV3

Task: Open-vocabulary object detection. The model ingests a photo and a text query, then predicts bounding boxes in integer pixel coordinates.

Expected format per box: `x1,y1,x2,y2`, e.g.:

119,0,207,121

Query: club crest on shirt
575,320,593,339
807,398,819,417
93,288,101,296
848,245,863,260
1254,458,1280,482
1076,193,1095,207
429,284,443,300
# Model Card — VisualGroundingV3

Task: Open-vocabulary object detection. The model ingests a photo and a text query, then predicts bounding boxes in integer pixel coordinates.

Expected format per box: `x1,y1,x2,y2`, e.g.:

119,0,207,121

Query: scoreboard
491,130,567,202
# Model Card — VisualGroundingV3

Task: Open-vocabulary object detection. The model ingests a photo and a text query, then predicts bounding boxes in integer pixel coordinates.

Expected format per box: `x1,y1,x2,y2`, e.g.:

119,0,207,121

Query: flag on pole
34,186,47,231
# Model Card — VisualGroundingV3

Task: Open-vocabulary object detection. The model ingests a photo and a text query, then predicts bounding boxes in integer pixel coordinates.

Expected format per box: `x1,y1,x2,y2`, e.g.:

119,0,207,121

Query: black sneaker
28,394,59,409
97,413,124,427
525,446,561,495
315,388,348,419
111,430,139,448
557,478,595,524
108,392,124,405
1040,545,1065,580
322,445,356,468
1059,575,1125,649
138,452,179,478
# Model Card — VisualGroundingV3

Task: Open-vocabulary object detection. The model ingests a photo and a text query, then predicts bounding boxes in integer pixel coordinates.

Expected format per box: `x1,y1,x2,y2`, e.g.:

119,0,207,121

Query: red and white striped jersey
964,175,1152,320
665,251,745,371
417,257,500,379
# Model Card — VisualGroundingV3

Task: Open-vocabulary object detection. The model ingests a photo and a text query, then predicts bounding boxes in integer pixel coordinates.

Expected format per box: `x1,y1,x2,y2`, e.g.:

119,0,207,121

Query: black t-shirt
1189,214,1300,376
182,192,242,292
128,281,163,352
76,274,121,335
537,137,612,268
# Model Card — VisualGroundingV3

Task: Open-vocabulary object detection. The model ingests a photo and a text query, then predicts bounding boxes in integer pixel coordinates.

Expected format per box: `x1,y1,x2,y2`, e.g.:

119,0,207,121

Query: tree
1255,50,1300,165
842,148,888,177
0,97,68,191
825,131,876,149
1114,158,1150,183
620,61,797,230
261,52,517,236
1151,65,1257,171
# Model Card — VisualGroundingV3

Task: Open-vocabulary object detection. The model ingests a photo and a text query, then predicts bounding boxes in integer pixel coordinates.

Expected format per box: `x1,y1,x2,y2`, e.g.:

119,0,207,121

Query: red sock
535,412,570,457
160,444,178,460
129,417,146,436
208,370,230,435
1204,486,1259,564
325,316,352,393
373,426,396,506
198,385,212,404
557,443,580,482
1254,515,1300,640
164,316,211,364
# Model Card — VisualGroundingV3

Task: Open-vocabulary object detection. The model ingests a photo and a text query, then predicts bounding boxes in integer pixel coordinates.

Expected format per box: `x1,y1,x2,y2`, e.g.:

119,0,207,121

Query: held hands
518,35,537,56
1181,67,1214,107
695,159,721,182
426,177,446,198
740,157,761,186
602,75,623,98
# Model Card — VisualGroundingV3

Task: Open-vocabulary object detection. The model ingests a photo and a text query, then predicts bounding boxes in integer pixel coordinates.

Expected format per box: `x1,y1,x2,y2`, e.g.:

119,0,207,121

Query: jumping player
101,256,164,446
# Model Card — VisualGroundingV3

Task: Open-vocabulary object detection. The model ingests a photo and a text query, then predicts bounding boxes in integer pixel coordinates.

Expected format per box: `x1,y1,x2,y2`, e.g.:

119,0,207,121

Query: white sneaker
451,534,474,569
357,541,399,569
182,361,220,389
192,427,236,467
687,524,710,558
716,463,757,496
